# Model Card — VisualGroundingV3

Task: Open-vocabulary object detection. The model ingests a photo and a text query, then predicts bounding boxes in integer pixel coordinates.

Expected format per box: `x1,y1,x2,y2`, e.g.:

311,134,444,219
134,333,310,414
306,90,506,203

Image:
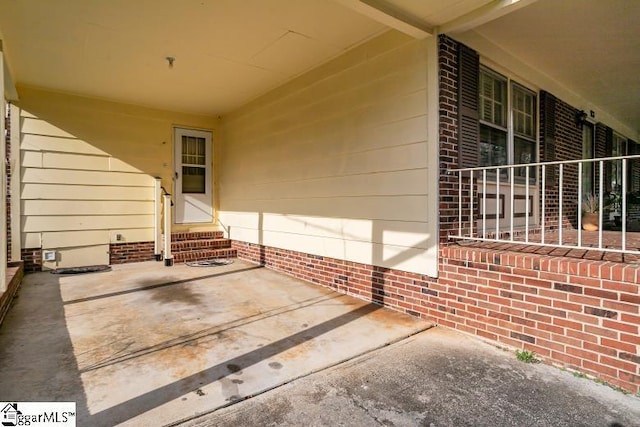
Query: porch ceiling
470,0,640,138
0,0,381,115
0,0,493,115
1,0,636,134
391,0,640,138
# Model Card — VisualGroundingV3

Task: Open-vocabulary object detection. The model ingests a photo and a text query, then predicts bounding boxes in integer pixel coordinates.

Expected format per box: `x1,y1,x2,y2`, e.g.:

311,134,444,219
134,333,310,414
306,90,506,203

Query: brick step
173,248,237,263
171,238,231,252
169,231,224,241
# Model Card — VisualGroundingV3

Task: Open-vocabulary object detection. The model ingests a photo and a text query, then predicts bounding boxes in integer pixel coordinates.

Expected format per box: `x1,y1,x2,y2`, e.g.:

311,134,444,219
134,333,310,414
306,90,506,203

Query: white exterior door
174,127,213,224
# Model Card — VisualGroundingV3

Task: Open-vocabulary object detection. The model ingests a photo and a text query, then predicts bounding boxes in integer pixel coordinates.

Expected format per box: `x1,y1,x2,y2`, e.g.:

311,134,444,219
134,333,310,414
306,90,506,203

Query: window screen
182,135,206,193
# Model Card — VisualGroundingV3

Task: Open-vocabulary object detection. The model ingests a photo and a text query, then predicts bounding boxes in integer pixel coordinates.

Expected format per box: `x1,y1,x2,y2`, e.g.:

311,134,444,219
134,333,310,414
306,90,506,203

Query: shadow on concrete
1,265,382,426
81,293,343,373
86,303,380,426
64,266,263,305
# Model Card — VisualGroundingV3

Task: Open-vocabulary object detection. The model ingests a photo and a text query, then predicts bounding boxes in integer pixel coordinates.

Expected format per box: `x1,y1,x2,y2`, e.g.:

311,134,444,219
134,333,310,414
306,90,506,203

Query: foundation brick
5,104,12,259
21,248,42,272
231,238,640,393
584,306,618,318
109,241,155,264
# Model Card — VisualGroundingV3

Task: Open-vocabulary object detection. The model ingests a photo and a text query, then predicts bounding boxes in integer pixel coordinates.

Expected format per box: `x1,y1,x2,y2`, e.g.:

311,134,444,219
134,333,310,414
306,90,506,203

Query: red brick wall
438,35,463,242
432,36,639,392
440,37,587,238
4,102,10,258
21,248,42,273
439,35,478,241
1,261,23,326
233,240,640,393
539,95,583,230
109,241,155,264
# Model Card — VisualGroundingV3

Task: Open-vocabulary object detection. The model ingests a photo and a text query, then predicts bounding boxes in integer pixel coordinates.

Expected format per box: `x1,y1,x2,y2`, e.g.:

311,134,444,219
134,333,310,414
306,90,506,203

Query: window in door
181,135,207,194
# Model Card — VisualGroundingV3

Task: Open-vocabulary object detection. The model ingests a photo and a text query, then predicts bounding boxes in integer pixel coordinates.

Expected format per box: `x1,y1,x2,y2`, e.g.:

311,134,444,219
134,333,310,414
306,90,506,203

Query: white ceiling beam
439,0,540,34
334,0,434,39
0,39,19,101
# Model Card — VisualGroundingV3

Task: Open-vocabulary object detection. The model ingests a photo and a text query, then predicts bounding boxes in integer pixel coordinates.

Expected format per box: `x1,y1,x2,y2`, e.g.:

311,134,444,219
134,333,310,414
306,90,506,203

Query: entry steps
168,231,236,264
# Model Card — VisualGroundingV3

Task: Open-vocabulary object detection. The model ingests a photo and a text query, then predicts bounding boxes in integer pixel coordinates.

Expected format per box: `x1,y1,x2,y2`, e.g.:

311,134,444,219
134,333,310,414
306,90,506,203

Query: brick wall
429,36,639,392
233,240,640,393
440,37,587,239
109,241,155,264
438,35,476,241
441,36,626,235
21,248,42,273
4,102,10,258
540,96,583,230
1,261,23,326
438,35,459,241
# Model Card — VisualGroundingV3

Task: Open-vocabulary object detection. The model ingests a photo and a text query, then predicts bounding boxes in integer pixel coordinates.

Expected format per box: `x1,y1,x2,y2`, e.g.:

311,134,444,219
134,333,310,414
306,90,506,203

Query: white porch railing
447,154,640,255
217,218,230,239
163,192,173,266
153,181,174,266
154,178,162,261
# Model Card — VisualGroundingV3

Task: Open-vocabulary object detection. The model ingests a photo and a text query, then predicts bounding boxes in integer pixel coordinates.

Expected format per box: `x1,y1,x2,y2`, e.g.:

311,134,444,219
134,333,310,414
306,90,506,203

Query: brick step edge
173,248,237,263
171,239,232,251
169,231,224,241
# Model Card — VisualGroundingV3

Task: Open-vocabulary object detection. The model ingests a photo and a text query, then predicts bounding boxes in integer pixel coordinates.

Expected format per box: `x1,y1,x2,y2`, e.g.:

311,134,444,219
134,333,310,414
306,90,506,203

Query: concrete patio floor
184,327,640,427
0,260,430,426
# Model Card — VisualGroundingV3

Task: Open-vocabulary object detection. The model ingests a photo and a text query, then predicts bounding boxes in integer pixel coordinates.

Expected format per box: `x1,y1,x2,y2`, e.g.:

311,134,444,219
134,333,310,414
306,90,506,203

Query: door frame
173,127,214,224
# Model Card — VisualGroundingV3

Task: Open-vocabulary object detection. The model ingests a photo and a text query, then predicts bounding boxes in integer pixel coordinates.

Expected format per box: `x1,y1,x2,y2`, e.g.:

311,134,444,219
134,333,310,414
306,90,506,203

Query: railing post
559,163,564,245
458,172,462,237
541,164,546,245
622,158,627,251
495,167,500,240
598,161,604,249
470,171,474,238
577,162,583,247
154,178,162,261
525,166,530,243
482,170,487,238
509,168,514,241
163,193,173,266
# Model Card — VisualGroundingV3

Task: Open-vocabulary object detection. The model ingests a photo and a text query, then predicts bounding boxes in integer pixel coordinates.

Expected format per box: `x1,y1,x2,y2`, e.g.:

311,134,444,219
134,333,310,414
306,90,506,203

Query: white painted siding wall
17,87,217,269
19,109,154,268
220,31,438,276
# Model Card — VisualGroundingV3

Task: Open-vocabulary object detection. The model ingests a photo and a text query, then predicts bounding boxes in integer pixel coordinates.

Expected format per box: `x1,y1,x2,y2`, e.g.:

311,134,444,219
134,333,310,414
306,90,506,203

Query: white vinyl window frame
479,68,508,169
479,66,538,173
